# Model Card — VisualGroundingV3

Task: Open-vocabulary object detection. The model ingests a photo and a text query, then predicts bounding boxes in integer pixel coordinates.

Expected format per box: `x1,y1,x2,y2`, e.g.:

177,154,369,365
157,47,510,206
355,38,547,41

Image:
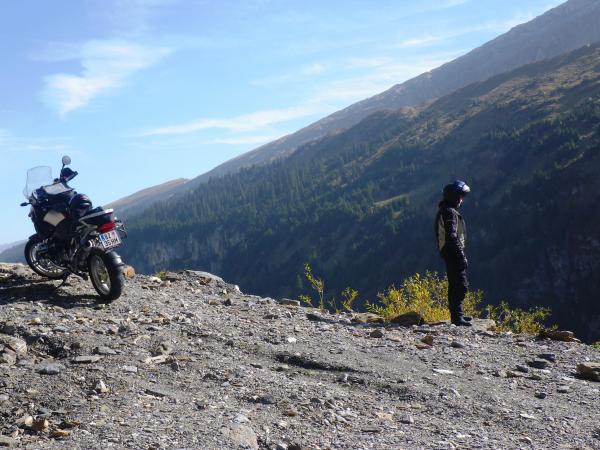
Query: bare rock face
0,265,598,449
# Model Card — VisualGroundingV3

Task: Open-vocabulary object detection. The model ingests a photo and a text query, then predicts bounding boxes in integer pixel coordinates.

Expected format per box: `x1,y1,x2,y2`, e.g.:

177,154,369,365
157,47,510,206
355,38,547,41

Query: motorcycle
20,155,127,302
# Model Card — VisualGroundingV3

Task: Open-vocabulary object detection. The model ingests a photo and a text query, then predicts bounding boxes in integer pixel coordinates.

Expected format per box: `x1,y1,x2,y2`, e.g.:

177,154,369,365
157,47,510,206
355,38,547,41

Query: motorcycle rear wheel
88,248,124,302
24,237,68,279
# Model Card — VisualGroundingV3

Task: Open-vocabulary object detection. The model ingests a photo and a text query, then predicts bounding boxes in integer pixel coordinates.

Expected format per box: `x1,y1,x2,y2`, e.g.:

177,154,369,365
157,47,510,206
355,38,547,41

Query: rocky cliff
0,263,598,449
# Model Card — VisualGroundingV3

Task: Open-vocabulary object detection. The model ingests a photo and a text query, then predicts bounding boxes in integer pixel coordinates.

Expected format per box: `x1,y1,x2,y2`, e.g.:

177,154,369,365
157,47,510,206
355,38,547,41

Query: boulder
219,424,258,450
470,319,497,332
122,265,136,279
0,335,27,355
279,298,301,307
184,270,224,285
370,329,384,338
390,312,424,327
577,362,600,381
161,271,181,282
539,329,577,342
306,313,326,322
352,313,384,324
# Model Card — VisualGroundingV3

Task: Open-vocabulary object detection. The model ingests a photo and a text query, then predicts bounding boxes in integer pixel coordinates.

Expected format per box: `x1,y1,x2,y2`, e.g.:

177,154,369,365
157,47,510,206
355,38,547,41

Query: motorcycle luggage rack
79,208,115,226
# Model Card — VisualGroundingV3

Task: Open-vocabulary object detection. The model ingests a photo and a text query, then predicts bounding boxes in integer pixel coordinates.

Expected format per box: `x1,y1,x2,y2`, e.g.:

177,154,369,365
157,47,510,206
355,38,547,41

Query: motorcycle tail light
98,222,116,233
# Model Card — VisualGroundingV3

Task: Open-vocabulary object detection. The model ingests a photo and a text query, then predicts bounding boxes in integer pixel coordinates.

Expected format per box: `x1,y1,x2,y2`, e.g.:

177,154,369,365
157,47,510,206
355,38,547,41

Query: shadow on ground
0,275,97,308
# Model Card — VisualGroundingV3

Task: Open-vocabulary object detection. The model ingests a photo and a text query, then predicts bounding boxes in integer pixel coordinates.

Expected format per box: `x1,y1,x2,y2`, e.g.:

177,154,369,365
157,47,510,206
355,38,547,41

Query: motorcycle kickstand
53,274,70,292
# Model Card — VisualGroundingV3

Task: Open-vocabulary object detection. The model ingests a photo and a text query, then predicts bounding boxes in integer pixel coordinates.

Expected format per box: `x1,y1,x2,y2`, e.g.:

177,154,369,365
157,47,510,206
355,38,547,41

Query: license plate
99,230,121,249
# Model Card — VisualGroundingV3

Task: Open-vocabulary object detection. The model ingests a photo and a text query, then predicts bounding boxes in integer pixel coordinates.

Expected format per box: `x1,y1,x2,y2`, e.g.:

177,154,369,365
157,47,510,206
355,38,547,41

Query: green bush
299,267,553,335
300,264,358,313
484,302,551,334
367,271,481,322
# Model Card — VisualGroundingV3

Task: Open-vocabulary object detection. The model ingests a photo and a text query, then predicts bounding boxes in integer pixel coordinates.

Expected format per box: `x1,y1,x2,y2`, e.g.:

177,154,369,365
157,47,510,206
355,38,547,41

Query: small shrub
297,267,553,336
590,342,600,350
484,302,551,334
300,264,358,313
341,287,358,312
298,294,313,307
368,271,481,323
302,263,325,311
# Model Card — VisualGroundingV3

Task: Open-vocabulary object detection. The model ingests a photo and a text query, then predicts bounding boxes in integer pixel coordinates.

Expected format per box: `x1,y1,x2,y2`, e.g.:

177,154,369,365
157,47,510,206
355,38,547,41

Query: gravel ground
0,263,599,450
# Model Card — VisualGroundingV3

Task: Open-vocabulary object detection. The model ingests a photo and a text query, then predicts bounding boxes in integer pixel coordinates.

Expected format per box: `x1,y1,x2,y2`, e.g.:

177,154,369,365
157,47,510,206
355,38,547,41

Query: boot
451,316,472,327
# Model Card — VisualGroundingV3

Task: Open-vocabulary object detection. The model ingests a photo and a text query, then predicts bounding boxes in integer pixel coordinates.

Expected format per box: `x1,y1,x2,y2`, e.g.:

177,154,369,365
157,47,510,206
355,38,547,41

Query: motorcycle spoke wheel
87,248,124,302
89,254,111,296
25,239,67,279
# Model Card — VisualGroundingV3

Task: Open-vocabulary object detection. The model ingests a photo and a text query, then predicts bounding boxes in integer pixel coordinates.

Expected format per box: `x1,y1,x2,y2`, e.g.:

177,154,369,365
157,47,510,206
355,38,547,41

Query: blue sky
0,0,563,243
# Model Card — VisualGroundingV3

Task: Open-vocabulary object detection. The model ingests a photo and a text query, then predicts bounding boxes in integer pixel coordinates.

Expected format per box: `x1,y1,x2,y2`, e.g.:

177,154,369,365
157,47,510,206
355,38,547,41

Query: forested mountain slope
186,0,600,185
125,43,600,341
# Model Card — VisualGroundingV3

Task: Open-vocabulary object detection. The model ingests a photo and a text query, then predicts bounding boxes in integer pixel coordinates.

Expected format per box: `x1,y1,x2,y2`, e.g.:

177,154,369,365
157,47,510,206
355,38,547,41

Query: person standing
435,180,472,326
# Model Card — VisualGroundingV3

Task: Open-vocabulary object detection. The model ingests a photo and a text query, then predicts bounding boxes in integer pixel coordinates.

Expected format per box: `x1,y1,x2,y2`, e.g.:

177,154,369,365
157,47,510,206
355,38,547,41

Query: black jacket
435,200,467,263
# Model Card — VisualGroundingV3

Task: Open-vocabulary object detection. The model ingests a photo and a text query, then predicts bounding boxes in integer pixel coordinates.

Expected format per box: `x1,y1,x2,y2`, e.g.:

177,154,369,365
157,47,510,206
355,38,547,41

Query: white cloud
209,135,283,145
0,129,10,146
43,40,172,116
142,104,323,136
309,51,465,105
442,0,470,7
396,35,443,48
343,57,394,69
142,47,463,140
0,129,72,153
393,10,549,51
251,62,328,86
104,0,180,36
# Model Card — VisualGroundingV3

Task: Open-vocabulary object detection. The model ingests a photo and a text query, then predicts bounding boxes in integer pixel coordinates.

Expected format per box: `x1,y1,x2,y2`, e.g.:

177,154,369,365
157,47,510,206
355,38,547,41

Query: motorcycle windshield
24,166,53,199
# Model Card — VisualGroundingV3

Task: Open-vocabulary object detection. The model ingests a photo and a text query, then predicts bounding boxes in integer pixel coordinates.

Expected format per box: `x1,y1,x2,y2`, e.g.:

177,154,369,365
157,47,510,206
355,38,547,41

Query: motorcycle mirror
20,202,29,207
62,155,71,166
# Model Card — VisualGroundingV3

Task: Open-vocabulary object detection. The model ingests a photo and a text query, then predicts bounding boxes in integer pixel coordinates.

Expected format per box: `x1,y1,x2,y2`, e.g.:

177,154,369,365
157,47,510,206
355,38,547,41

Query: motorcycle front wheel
24,237,68,279
88,248,124,302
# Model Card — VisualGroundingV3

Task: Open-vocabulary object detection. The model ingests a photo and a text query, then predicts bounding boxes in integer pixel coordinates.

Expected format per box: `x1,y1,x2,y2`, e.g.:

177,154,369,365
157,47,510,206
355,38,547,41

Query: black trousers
442,252,469,320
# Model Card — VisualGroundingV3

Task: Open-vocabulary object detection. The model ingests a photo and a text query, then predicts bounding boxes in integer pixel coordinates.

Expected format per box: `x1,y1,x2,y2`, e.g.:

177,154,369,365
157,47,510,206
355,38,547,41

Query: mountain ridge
183,0,600,186
115,0,600,215
122,42,600,342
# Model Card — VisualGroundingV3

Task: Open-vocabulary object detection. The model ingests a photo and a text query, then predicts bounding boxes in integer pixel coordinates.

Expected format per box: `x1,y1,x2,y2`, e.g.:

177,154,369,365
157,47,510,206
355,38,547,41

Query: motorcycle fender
105,251,124,268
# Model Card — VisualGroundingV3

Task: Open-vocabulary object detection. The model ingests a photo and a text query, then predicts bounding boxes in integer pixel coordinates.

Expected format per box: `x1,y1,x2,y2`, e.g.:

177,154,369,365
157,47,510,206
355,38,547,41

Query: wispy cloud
252,62,327,86
311,51,466,106
43,40,172,116
0,129,11,148
142,104,322,136
442,0,470,7
396,35,443,49
143,46,463,141
0,129,72,153
103,0,180,36
393,10,550,51
208,135,283,145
